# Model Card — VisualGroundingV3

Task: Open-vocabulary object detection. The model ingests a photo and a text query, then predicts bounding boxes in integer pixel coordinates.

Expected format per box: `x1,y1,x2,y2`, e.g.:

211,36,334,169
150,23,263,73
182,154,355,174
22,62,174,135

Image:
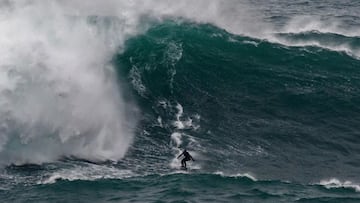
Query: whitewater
1,0,360,202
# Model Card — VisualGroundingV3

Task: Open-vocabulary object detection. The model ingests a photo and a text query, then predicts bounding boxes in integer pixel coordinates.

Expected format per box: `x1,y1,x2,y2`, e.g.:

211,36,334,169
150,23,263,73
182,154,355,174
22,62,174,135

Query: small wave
279,38,358,59
263,15,360,58
213,171,257,181
281,16,360,38
318,178,360,192
38,165,134,185
242,40,259,47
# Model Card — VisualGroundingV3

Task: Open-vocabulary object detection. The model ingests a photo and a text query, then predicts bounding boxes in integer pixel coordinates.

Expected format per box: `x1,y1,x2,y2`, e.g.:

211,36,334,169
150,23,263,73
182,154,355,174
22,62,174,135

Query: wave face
117,21,360,182
1,0,360,202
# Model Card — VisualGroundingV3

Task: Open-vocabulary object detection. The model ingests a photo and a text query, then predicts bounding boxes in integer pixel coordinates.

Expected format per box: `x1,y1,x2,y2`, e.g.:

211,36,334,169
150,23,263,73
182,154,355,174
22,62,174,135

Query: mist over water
0,1,139,165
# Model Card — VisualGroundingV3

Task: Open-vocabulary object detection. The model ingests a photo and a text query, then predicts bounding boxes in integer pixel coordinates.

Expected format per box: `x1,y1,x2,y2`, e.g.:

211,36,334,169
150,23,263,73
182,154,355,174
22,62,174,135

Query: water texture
0,1,360,202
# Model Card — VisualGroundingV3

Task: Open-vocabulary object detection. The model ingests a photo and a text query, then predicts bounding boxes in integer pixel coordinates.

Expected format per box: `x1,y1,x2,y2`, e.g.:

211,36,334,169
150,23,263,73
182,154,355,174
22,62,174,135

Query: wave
31,168,360,196
3,164,358,203
1,0,360,175
60,0,360,58
0,0,261,166
38,164,134,184
272,31,360,59
281,16,360,38
35,171,360,202
319,178,360,193
213,171,257,181
117,20,360,185
1,1,360,202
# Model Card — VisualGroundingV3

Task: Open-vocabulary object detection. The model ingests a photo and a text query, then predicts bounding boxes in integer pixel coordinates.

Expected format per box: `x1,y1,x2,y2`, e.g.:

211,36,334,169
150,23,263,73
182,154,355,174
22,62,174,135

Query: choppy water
0,0,360,202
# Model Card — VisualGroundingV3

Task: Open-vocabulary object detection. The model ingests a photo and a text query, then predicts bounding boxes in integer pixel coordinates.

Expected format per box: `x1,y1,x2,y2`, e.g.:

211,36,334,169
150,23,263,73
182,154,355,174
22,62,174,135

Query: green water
1,1,360,202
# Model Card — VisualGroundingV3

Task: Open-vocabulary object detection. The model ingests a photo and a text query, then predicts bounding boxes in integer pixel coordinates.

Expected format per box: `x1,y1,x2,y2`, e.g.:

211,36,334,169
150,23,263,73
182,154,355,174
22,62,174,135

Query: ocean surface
0,0,360,202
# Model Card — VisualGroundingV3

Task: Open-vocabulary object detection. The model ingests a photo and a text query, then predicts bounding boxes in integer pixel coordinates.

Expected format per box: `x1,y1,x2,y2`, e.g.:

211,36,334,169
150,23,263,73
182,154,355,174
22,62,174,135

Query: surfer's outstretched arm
177,152,183,159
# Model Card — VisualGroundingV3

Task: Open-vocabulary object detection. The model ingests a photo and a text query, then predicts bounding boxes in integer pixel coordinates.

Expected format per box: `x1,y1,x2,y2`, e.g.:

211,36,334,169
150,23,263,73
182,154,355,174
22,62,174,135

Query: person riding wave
177,149,195,169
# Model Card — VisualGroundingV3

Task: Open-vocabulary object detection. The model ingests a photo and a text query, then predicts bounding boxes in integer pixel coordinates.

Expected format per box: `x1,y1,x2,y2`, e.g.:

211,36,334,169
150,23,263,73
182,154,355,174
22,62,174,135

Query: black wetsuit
178,150,194,168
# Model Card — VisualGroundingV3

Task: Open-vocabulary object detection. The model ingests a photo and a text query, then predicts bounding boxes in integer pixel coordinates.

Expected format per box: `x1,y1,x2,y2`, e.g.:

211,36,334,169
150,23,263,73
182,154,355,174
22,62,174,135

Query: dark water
1,0,360,202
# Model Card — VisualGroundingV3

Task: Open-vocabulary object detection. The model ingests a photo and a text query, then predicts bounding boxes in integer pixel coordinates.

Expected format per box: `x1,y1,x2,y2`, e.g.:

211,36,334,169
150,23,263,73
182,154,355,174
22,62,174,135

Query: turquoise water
1,1,360,202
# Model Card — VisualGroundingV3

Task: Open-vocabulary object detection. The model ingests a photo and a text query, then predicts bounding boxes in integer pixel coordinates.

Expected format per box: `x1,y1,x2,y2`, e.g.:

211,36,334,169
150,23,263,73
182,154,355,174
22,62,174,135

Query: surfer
177,149,194,169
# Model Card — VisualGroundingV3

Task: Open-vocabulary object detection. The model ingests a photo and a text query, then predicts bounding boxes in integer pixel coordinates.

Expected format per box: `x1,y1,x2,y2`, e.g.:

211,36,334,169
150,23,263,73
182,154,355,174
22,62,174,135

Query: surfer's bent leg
181,158,186,168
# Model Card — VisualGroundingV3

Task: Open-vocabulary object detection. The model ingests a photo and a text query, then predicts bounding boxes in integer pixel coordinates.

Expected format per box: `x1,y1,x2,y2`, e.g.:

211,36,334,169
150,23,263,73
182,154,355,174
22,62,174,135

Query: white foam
214,171,257,181
38,165,134,184
175,103,184,119
173,121,185,130
319,178,360,192
167,101,203,170
157,116,163,127
173,103,184,129
170,132,182,147
243,40,259,47
266,15,360,58
129,66,147,97
173,103,200,130
169,148,183,169
107,1,360,58
270,37,360,59
0,1,139,165
281,16,360,38
232,173,257,181
165,42,183,91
